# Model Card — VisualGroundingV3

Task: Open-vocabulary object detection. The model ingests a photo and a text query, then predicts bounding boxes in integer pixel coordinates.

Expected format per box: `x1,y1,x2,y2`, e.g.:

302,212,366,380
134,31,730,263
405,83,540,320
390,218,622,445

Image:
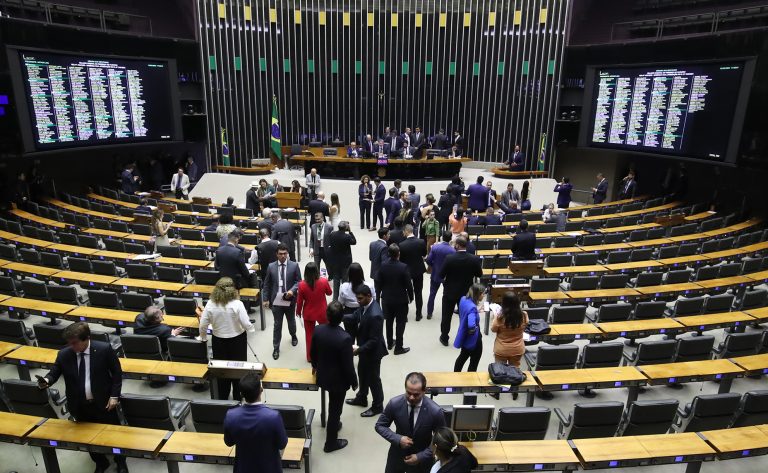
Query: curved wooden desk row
490,167,549,179
211,164,273,174
0,411,308,473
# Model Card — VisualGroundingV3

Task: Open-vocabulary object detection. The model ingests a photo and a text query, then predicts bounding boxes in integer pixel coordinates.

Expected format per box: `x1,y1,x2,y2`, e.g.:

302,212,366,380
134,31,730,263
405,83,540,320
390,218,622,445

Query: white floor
0,170,766,473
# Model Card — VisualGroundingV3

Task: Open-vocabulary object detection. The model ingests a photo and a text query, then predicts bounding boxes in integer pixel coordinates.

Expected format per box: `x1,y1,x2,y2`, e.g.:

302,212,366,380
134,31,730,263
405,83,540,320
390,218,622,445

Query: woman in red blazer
296,262,332,361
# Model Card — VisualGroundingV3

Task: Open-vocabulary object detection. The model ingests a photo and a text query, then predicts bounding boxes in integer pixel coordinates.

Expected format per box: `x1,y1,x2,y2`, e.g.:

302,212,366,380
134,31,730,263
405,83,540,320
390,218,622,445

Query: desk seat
673,311,756,332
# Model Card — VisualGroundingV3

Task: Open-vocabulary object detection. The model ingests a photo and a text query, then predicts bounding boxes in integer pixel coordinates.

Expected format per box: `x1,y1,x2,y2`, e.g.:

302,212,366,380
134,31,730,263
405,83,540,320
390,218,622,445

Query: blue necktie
176,174,182,189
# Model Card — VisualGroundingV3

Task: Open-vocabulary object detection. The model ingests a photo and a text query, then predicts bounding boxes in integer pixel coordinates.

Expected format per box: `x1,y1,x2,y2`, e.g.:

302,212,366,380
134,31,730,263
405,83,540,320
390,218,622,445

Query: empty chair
120,393,190,431
119,292,153,311
93,219,110,230
574,253,600,266
717,263,742,278
92,260,119,276
181,247,208,261
87,289,120,309
156,266,185,283
530,278,561,292
174,214,196,226
605,218,623,228
0,276,20,297
599,274,629,289
177,229,203,241
712,332,762,359
742,257,763,275
699,218,723,232
545,255,573,268
634,272,663,287
125,242,148,254
194,270,222,285
58,233,79,246
5,220,23,235
568,276,599,291
555,402,624,439
157,246,182,258
0,319,35,345
493,407,551,440
703,293,735,314
1,379,66,418
67,257,93,273
669,296,705,317
40,252,65,269
466,225,484,236
578,343,624,370
126,263,155,280
267,405,314,439
628,229,648,242
618,399,679,436
78,235,99,249
103,239,126,253
0,244,18,261
605,251,630,265
633,301,667,320
121,334,164,360
132,224,152,236
718,237,735,251
604,232,627,244
630,248,653,262
672,393,742,433
538,223,558,233
580,234,604,246
167,338,208,364
665,269,693,284
553,236,577,248
730,391,768,427
700,240,720,254
739,289,768,310
18,248,41,264
475,240,496,251
234,208,253,218
524,344,579,371
657,245,679,259
674,336,716,362
36,229,56,243
203,231,219,242
21,280,49,301
22,225,39,239
48,285,81,305
190,399,238,433
551,305,587,324
33,323,68,349
623,340,677,366
678,242,699,256
591,303,632,323
525,306,550,321
535,237,552,249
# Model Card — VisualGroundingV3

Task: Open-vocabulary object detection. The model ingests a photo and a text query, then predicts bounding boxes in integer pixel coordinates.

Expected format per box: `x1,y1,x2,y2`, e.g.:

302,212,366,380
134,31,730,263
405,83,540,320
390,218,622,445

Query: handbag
488,363,527,386
525,319,551,335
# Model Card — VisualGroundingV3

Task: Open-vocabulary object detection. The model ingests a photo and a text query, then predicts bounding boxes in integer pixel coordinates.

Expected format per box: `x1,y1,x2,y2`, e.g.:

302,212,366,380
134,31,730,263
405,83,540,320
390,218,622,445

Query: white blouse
198,299,254,341
338,279,376,308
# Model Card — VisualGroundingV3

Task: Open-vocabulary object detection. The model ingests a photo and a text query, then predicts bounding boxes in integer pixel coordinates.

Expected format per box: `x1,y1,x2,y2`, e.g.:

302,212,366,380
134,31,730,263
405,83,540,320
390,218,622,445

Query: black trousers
412,275,424,317
454,337,483,372
356,356,384,410
212,331,248,400
359,201,372,229
325,390,345,447
373,202,384,228
440,292,463,341
272,305,297,348
175,189,188,200
75,400,126,469
313,247,327,271
383,301,408,349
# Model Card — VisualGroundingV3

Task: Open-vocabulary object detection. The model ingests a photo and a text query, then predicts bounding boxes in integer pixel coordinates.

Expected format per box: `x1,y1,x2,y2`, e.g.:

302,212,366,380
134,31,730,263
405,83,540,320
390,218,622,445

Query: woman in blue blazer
453,283,485,372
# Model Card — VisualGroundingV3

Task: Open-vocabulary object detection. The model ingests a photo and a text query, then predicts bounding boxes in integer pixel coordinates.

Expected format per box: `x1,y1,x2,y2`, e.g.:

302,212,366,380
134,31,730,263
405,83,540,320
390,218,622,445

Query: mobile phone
35,375,48,385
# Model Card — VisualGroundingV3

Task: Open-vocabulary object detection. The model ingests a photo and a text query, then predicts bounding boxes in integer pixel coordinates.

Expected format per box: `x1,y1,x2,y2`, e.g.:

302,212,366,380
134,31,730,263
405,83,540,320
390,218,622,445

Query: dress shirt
81,342,93,401
199,299,255,341
338,280,377,308
316,223,326,245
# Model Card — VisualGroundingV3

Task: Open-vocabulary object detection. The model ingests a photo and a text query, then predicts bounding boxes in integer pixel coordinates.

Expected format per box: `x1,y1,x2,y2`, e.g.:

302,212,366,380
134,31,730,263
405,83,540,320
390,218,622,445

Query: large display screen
8,48,179,151
581,60,754,163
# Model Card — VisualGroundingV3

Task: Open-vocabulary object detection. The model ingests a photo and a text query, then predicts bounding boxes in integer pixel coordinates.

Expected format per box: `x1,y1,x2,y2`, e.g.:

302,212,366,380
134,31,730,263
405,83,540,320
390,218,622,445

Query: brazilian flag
221,127,230,166
538,132,547,172
270,96,282,160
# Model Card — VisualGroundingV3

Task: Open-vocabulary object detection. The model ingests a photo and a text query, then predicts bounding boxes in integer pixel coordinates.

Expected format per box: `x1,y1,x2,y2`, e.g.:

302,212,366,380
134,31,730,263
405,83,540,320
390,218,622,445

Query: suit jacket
355,300,388,360
369,239,390,279
262,260,302,306
507,151,525,170
554,183,573,208
375,395,446,473
121,170,136,194
347,146,362,157
512,230,537,260
308,199,330,218
432,133,449,150
309,221,333,255
271,219,295,253
170,173,190,195
215,243,251,289
327,230,356,277
45,340,122,420
384,198,402,226
410,132,426,149
310,324,358,392
619,179,636,199
224,404,288,473
256,239,279,278
398,236,427,278
377,260,414,306
467,183,490,211
439,251,482,296
388,229,405,246
363,139,376,154
374,184,387,204
593,179,608,204
453,135,466,155
245,188,259,211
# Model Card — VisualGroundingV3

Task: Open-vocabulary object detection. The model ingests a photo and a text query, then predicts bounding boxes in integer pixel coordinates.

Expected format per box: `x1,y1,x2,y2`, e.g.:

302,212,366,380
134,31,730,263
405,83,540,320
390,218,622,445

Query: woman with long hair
429,427,478,473
296,262,332,362
151,208,171,250
358,175,373,230
329,193,341,229
337,262,376,337
520,180,531,211
453,283,485,372
291,179,308,208
198,277,255,399
491,292,529,367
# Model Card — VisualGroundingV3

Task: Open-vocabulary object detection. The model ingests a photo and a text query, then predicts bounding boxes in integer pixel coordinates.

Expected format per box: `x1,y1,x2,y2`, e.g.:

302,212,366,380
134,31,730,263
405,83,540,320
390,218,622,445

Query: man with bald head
309,191,330,219
306,168,321,200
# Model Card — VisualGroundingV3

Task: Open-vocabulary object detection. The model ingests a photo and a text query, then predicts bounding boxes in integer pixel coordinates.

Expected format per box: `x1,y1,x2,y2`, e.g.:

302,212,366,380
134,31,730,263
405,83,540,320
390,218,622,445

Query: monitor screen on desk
450,405,494,432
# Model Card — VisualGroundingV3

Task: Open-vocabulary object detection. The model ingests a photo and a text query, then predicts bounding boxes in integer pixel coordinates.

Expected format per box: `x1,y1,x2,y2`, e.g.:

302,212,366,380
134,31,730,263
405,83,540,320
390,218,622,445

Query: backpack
488,363,527,386
525,319,551,335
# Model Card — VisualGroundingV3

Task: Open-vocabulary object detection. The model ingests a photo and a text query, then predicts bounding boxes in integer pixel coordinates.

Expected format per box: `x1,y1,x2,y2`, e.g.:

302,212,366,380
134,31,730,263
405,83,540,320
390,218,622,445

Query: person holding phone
134,305,184,354
453,284,485,372
37,322,128,473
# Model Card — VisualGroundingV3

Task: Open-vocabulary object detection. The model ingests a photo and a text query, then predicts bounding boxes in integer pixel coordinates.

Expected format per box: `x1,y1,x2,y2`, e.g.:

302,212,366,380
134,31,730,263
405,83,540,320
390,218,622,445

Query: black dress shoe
393,347,411,355
387,341,395,350
345,398,368,407
291,335,299,346
415,315,422,321
323,439,348,452
439,337,449,347
427,313,433,320
360,408,383,417
272,348,279,360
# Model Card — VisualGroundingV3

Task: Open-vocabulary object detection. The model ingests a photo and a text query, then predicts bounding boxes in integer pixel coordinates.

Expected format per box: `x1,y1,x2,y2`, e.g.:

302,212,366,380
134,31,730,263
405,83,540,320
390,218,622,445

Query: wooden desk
700,425,768,459
745,270,768,285
747,307,768,323
566,288,641,303
0,297,76,319
537,246,583,255
657,254,707,267
119,358,160,381
4,262,61,279
462,441,507,469
152,256,213,269
527,291,570,304
695,275,751,291
604,260,662,272
535,323,603,343
26,418,106,450
179,284,260,301
47,243,99,256
638,359,743,388
534,366,645,393
46,198,133,222
10,209,67,229
88,193,139,209
674,311,756,332
111,278,187,295
92,250,138,262
89,424,168,458
730,353,768,376
0,340,19,358
0,411,43,443
159,431,233,464
626,238,674,248
579,243,631,252
261,368,317,390
598,223,659,234
66,306,199,330
572,436,651,468
597,318,685,340
635,283,705,298
149,361,209,383
543,265,607,277
52,270,119,287
0,231,54,249
81,228,130,239
637,432,715,465
499,439,580,470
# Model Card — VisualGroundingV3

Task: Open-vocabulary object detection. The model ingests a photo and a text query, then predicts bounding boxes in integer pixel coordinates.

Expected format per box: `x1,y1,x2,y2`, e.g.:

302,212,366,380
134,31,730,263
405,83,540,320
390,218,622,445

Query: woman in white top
337,263,375,337
151,208,171,251
198,277,254,400
542,203,555,222
329,192,342,230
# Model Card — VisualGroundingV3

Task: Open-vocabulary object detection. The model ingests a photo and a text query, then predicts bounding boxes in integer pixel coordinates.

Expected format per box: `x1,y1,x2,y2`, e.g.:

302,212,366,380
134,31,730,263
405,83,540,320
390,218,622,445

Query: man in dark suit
39,322,127,473
466,176,490,212
377,244,414,355
410,127,426,157
224,373,287,473
308,191,330,219
618,171,637,200
399,225,427,321
452,131,466,157
592,172,608,204
372,176,387,229
505,144,525,171
215,230,251,290
271,210,296,261
432,129,449,151
390,130,406,158
309,212,332,271
363,134,376,157
511,219,537,260
375,372,446,473
388,217,406,246
255,228,279,280
328,221,357,298
374,138,390,157
262,243,302,360
245,181,260,211
384,188,402,227
121,163,139,195
438,237,482,346
311,301,358,452
347,141,362,157
369,227,390,282
346,284,388,417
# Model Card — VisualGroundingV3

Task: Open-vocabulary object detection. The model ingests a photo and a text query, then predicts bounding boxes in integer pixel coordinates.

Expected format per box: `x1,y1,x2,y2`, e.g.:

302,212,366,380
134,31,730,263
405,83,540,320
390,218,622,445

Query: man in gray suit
309,212,332,272
369,227,390,300
271,210,296,261
375,372,446,473
262,243,302,360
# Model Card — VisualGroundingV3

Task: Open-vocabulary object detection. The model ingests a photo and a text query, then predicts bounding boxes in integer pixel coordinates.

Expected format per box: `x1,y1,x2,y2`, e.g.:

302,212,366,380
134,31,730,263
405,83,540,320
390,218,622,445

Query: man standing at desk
224,373,287,473
592,172,608,204
466,176,490,212
505,144,525,171
306,168,321,200
410,127,426,157
511,220,537,260
438,237,482,346
363,134,376,156
170,167,190,200
39,322,127,473
375,372,445,473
